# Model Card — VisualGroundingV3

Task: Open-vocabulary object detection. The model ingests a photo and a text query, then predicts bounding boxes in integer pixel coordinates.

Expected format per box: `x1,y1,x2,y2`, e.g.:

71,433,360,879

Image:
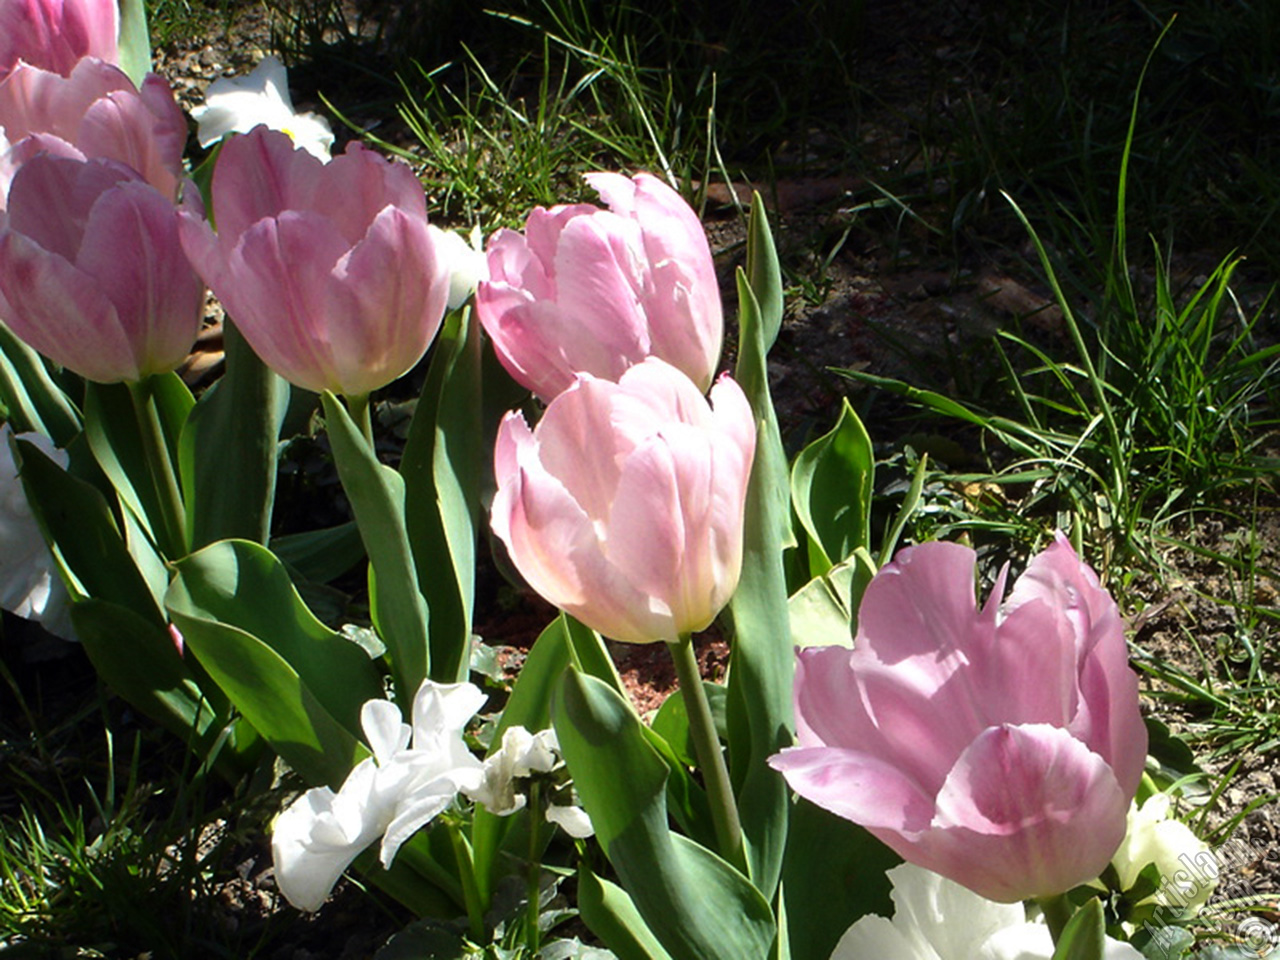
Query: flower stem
127,377,187,559
666,633,746,874
525,780,544,955
446,820,485,943
1038,893,1072,943
344,392,375,448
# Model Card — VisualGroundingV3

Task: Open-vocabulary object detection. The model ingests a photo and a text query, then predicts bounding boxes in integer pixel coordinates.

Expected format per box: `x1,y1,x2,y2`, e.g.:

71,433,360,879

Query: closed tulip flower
0,58,187,205
491,357,755,644
179,127,450,397
476,172,722,401
769,534,1148,903
0,0,118,80
0,154,204,382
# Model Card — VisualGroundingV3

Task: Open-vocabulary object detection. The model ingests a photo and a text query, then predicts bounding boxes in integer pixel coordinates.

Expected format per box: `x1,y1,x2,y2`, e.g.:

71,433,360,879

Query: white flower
1111,794,1217,914
192,55,334,161
832,863,1143,960
0,424,73,639
466,725,594,838
430,224,488,310
271,679,486,912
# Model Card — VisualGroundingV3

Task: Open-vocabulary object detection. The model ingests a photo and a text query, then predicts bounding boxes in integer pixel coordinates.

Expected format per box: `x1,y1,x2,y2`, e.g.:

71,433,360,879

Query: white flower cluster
272,679,591,912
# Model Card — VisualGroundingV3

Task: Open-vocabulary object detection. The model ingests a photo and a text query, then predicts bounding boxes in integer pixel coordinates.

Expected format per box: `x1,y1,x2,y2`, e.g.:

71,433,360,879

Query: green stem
344,392,375,448
1038,893,1072,944
526,780,543,955
447,820,485,943
127,377,187,559
666,633,746,874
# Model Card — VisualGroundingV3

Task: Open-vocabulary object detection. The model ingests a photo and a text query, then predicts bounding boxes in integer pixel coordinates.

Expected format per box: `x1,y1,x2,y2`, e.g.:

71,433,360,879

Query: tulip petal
0,225,129,381
75,179,203,377
330,204,447,395
220,210,354,393
212,127,326,239
769,744,935,832
923,723,1129,902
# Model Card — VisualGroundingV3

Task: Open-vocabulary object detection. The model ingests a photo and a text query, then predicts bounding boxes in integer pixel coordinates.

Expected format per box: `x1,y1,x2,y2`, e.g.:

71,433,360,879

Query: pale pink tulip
0,58,187,205
0,0,118,80
476,172,722,401
179,127,450,396
491,357,755,643
769,534,1147,903
0,153,204,382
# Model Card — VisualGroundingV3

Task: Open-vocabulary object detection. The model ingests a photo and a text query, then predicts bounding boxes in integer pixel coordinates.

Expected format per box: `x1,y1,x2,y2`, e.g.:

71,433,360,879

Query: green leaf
166,539,384,770
83,381,164,550
70,597,237,761
727,246,794,898
1052,898,1106,960
0,320,80,444
577,865,675,960
323,391,430,709
781,799,897,960
270,521,365,584
401,306,481,683
116,0,151,87
554,668,775,960
651,681,728,768
791,399,873,577
12,437,162,622
180,321,288,549
788,567,854,649
746,193,784,352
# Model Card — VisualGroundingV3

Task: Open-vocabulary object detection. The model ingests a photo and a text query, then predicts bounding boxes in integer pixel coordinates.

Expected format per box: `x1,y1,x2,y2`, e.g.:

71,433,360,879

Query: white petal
361,698,410,766
545,803,594,838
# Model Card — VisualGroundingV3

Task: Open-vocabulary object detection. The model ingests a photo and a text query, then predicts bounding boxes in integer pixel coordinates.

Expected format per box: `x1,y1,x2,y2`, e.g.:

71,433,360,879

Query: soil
4,0,1279,956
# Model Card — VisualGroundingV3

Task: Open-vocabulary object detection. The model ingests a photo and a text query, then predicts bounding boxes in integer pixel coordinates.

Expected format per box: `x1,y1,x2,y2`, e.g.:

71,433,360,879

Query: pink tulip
769,534,1147,903
491,357,755,643
0,58,187,206
476,172,722,401
0,0,118,80
0,154,205,382
179,127,450,396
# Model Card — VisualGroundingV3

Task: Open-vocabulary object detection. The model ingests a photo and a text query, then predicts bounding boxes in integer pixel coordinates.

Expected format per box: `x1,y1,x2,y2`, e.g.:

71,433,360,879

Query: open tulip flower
0,153,204,382
491,357,755,644
476,171,722,401
770,534,1148,903
0,58,187,206
0,0,118,81
180,126,450,397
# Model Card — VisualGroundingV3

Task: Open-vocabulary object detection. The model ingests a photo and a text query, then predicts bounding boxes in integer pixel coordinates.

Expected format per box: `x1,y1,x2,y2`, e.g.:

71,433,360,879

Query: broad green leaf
83,381,165,549
577,865,675,960
790,399,873,576
0,320,80,444
12,437,162,622
323,391,430,708
167,539,383,751
270,521,365,584
70,597,236,760
180,321,287,549
788,569,853,649
116,0,151,86
401,306,481,683
727,245,794,898
1052,898,1106,960
554,669,775,960
782,799,897,960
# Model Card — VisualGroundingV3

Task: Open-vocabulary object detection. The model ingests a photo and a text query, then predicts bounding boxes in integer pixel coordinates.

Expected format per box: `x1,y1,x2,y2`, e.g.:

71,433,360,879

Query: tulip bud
0,154,204,383
0,58,187,206
770,534,1148,903
476,172,722,401
491,357,755,643
180,127,450,397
